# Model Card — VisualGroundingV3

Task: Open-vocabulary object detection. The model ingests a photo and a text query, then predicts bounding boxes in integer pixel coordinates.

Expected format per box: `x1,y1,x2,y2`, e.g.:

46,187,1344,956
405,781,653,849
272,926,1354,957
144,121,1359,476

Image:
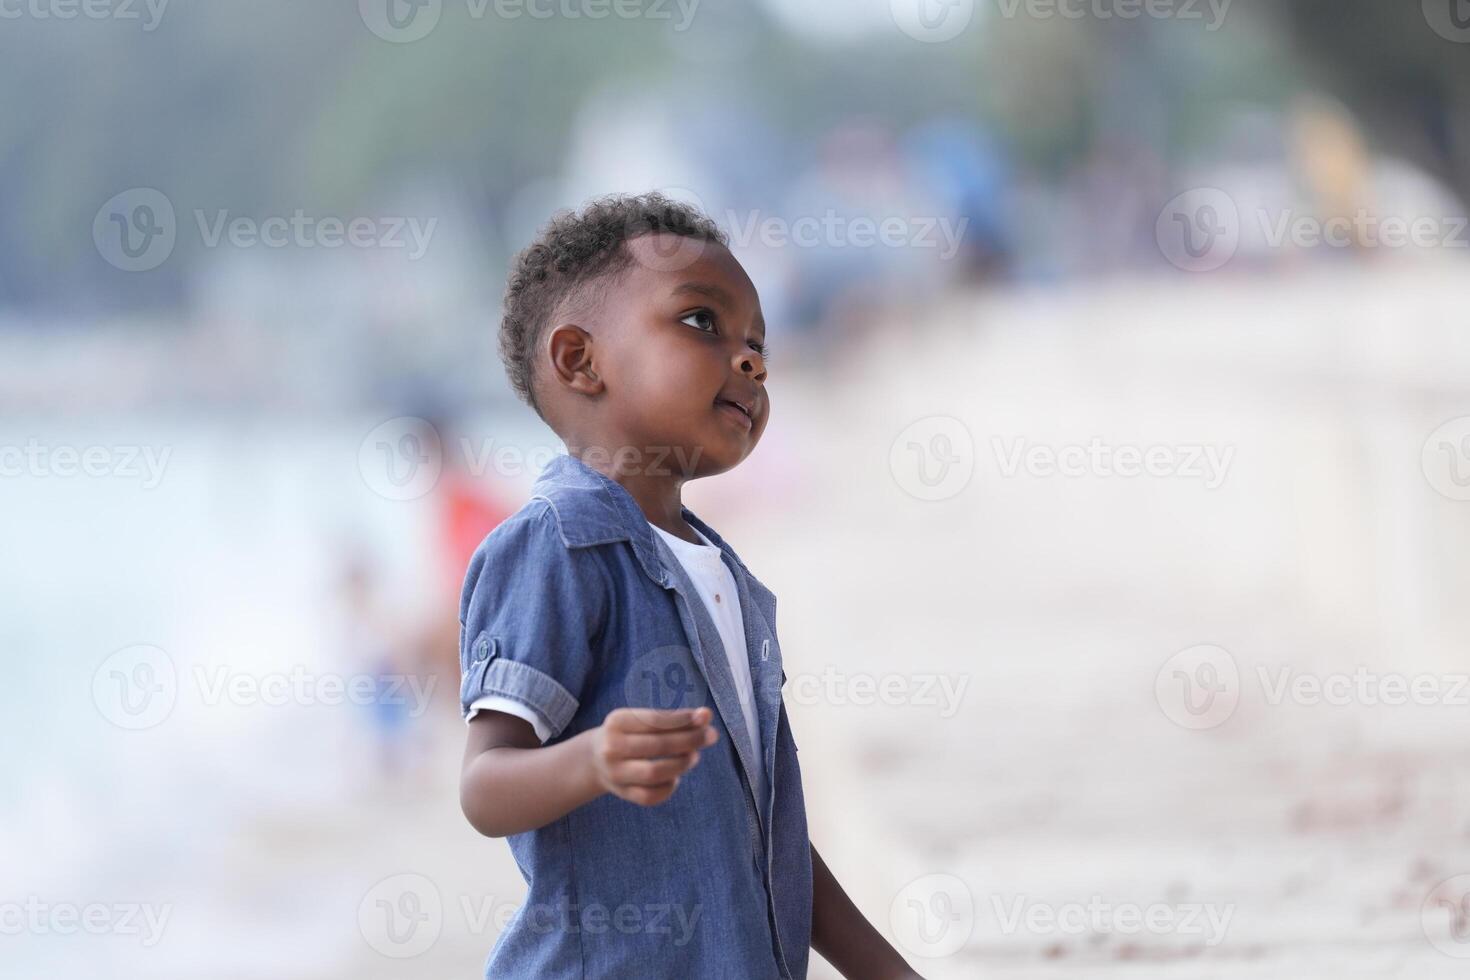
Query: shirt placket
733,569,794,980
657,547,767,839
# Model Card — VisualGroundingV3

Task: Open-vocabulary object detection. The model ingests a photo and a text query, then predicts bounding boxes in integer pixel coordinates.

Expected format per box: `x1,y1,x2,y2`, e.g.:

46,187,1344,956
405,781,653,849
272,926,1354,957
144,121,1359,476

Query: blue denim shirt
459,452,812,978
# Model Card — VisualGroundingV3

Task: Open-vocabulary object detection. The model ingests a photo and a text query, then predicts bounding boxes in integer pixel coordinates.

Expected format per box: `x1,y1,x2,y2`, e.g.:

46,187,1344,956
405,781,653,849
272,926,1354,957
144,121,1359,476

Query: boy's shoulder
458,490,614,624
470,454,628,553
465,454,647,585
467,452,763,594
527,454,642,551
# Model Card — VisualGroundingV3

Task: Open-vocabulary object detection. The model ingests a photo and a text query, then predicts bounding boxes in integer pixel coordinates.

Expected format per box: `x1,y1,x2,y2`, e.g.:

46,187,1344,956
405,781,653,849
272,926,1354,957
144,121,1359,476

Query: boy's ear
546,323,604,396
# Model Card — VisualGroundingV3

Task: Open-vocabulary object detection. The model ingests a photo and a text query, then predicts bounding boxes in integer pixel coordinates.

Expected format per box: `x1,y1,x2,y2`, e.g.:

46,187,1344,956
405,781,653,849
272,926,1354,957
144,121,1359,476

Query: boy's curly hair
499,192,728,417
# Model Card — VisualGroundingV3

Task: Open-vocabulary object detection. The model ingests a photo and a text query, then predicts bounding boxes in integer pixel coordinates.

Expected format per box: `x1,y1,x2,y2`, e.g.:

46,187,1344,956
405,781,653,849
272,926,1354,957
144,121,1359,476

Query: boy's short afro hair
499,192,728,416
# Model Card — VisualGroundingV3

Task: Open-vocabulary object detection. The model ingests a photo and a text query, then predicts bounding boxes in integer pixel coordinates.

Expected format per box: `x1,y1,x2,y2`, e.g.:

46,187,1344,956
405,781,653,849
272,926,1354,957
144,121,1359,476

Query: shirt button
714,593,721,603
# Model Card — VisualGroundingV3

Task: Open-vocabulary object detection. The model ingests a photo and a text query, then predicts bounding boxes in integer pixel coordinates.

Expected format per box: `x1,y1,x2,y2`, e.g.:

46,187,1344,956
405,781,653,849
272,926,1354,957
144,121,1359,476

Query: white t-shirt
467,521,765,805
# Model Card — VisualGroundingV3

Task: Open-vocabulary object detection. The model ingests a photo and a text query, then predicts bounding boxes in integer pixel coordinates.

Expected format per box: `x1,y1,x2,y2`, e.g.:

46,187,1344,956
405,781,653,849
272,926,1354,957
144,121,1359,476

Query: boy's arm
811,844,924,980
459,706,718,838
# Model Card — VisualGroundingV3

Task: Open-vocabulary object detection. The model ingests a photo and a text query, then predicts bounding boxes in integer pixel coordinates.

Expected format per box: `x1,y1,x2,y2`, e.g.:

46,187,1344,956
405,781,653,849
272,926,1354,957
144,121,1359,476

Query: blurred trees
1,0,1464,315
1280,0,1470,202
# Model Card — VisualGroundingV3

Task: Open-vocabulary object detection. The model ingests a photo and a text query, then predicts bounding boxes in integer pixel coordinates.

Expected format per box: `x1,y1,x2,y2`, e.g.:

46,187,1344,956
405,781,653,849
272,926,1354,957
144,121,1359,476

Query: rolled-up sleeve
457,508,607,740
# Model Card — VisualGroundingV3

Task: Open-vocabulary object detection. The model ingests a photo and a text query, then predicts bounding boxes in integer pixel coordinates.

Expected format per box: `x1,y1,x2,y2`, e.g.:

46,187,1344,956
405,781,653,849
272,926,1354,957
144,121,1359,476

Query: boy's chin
681,439,752,480
588,436,745,480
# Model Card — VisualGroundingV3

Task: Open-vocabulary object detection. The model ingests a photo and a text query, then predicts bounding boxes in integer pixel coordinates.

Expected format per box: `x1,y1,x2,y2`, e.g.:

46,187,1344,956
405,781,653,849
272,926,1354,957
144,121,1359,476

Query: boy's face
582,234,769,479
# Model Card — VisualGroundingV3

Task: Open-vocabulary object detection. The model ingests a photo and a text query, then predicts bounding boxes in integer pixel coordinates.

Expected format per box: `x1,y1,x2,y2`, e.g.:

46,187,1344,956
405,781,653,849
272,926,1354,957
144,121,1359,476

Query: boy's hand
588,706,719,807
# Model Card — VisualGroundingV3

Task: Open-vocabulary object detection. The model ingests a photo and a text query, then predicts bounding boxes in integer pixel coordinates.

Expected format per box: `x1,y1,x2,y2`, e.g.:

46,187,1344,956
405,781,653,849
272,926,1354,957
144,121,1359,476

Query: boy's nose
735,349,767,382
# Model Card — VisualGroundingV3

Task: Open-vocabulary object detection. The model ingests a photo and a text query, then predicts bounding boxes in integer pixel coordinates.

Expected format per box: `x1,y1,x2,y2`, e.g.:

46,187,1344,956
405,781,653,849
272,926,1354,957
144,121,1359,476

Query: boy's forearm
460,706,715,837
811,844,920,980
460,730,602,837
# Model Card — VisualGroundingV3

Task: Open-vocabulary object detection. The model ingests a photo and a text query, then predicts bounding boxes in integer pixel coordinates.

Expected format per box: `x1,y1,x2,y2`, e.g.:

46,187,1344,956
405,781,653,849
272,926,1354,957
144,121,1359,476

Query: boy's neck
568,446,695,541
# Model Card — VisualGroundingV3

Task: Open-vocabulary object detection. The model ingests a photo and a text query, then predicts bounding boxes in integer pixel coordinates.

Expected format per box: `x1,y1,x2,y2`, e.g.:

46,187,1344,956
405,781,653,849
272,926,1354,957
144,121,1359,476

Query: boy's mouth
714,396,754,430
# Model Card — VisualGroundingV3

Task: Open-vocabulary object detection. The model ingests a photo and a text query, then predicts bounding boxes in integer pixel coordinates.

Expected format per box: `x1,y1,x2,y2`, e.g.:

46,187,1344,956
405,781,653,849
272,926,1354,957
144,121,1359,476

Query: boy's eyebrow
670,281,767,337
670,281,735,305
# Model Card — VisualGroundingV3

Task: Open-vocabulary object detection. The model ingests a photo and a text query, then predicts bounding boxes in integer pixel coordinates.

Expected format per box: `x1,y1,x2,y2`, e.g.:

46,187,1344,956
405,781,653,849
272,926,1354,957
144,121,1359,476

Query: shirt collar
530,451,752,587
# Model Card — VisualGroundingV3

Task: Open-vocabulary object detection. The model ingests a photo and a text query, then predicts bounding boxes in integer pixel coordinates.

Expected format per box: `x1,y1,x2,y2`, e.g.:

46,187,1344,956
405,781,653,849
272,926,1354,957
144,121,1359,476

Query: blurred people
1289,96,1375,254
337,554,428,780
420,415,516,720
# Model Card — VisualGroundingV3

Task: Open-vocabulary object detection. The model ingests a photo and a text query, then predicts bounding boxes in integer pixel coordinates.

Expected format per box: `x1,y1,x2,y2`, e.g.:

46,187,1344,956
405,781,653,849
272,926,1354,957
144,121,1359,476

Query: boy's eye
679,309,717,333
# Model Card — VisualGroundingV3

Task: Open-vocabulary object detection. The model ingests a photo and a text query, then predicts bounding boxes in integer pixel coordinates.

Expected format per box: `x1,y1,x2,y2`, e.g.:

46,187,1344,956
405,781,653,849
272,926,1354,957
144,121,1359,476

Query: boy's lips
714,395,754,430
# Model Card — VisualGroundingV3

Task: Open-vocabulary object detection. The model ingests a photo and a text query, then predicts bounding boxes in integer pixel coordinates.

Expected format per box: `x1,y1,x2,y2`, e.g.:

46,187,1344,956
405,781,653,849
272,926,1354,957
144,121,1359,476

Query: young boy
458,193,922,978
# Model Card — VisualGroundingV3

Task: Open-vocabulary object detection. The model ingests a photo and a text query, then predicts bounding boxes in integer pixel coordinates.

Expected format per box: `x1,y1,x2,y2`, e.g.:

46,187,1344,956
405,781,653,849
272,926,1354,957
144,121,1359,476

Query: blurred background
5,0,1470,976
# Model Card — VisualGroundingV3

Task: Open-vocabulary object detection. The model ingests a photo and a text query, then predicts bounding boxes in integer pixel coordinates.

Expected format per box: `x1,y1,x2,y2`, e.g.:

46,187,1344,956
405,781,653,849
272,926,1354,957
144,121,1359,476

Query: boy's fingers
609,706,712,734
614,752,700,787
621,781,678,807
611,726,718,760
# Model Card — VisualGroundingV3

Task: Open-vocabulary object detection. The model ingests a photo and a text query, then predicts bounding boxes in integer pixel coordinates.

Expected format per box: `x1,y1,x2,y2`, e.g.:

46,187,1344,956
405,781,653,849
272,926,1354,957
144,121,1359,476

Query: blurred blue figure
339,555,422,780
903,117,1015,282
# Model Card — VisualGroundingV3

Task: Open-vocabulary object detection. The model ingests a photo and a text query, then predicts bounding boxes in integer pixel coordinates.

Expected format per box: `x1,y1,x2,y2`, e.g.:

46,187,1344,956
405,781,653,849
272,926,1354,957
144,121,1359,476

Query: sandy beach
15,266,1470,978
